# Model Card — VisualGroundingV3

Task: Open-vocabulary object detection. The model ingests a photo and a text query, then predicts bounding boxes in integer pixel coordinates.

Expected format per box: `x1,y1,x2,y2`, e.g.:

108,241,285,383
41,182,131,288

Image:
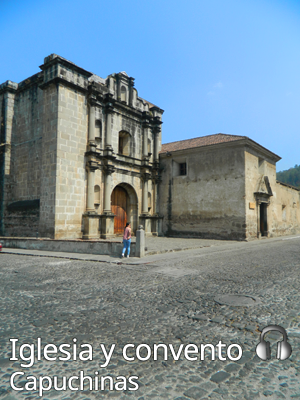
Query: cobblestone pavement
0,236,300,399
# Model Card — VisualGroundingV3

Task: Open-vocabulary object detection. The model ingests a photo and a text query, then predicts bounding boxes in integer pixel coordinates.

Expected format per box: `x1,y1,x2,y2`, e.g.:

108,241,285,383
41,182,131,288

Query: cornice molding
39,77,88,94
40,55,93,78
0,81,18,95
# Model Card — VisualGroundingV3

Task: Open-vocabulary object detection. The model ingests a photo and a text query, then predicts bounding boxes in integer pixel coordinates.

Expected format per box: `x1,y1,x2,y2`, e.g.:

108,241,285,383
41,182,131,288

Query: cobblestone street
0,236,300,399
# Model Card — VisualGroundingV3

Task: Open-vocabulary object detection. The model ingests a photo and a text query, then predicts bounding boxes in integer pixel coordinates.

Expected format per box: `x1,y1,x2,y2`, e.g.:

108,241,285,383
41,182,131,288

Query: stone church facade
0,54,299,241
0,54,163,239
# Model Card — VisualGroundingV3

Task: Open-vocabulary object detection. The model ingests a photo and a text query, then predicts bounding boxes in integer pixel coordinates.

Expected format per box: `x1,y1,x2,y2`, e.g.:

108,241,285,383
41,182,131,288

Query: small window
179,162,187,176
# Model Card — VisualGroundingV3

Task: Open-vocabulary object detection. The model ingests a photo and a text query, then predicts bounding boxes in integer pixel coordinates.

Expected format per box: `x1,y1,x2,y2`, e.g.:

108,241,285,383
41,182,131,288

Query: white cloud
214,81,223,88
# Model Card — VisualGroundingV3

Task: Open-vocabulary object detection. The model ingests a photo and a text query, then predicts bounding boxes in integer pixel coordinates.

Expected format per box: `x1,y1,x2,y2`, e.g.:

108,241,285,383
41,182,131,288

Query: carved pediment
255,175,273,196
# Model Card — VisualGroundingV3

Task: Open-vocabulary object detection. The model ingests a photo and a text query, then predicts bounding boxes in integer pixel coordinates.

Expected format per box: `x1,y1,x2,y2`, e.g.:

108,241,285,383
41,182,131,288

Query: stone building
0,54,299,241
0,54,163,239
159,134,300,240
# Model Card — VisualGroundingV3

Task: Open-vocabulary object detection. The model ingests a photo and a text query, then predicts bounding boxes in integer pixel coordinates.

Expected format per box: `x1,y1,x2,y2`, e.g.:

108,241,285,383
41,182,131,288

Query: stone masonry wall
245,149,300,239
3,80,43,237
159,144,246,240
10,83,43,200
54,85,88,239
272,182,300,236
39,83,59,237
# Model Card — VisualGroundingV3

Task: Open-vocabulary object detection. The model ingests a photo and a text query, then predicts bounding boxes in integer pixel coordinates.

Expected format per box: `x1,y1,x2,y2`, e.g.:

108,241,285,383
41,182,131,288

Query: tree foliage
277,164,300,189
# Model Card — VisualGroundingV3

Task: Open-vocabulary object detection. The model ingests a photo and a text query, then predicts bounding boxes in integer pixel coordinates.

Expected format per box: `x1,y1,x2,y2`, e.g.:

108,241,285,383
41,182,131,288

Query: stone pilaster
0,81,17,174
128,77,135,107
86,160,98,212
100,164,115,239
0,81,17,236
88,104,95,142
142,112,151,160
104,94,114,153
82,160,99,239
103,165,115,213
152,116,162,163
142,172,150,214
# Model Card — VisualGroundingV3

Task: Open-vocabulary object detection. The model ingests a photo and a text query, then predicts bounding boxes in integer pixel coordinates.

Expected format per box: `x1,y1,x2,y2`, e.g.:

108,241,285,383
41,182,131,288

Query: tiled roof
160,133,246,153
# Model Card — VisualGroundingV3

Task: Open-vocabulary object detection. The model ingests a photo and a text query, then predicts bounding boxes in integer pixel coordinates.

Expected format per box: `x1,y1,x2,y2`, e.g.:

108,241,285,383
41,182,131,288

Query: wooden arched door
111,186,127,234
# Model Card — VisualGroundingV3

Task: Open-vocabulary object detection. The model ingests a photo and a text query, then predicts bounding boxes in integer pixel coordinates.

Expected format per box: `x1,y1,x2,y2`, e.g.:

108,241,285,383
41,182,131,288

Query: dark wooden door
111,186,127,234
260,203,268,236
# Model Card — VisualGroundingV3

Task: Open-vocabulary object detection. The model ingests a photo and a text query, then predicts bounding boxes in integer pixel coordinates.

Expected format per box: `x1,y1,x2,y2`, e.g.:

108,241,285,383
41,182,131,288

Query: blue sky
1,0,299,171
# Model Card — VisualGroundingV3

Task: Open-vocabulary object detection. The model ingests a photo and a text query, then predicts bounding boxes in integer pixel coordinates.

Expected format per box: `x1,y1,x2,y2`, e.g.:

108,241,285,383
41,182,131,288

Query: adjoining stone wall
271,182,300,236
159,144,246,240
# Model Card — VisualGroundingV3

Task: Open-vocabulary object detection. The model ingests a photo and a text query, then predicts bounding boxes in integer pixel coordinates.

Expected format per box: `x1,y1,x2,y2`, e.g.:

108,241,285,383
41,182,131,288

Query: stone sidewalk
0,236,240,264
100,235,240,256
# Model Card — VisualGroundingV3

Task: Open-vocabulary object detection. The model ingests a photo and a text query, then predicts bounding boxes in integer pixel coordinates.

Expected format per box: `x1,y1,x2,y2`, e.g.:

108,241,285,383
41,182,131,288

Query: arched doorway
111,183,138,235
111,186,127,234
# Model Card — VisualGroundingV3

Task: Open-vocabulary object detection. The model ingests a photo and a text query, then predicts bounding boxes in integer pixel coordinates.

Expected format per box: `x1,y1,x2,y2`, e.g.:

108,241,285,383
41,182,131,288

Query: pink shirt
123,226,131,240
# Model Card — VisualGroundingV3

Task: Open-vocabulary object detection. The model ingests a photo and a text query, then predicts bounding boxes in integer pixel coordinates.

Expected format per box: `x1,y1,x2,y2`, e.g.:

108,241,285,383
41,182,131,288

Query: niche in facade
121,86,127,103
94,185,100,209
118,130,130,156
258,157,266,175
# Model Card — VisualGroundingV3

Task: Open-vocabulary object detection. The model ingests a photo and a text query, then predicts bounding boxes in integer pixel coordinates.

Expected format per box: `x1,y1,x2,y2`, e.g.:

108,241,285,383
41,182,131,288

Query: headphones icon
256,325,292,361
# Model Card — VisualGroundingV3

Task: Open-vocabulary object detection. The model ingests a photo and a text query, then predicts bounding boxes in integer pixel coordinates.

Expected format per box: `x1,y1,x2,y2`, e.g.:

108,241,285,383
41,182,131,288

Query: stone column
104,93,114,151
83,160,99,239
140,174,152,236
105,110,112,149
143,124,149,158
153,116,162,163
100,165,115,239
88,105,95,142
142,174,149,214
152,178,157,214
0,87,15,234
154,131,159,162
86,167,95,211
129,77,135,107
103,165,114,213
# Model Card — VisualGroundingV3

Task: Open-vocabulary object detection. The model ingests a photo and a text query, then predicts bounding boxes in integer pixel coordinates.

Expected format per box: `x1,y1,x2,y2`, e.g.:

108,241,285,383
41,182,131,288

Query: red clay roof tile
160,133,246,153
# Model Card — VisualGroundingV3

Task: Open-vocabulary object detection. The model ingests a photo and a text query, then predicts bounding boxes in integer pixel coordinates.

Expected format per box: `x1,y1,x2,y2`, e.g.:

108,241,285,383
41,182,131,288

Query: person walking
122,222,131,258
